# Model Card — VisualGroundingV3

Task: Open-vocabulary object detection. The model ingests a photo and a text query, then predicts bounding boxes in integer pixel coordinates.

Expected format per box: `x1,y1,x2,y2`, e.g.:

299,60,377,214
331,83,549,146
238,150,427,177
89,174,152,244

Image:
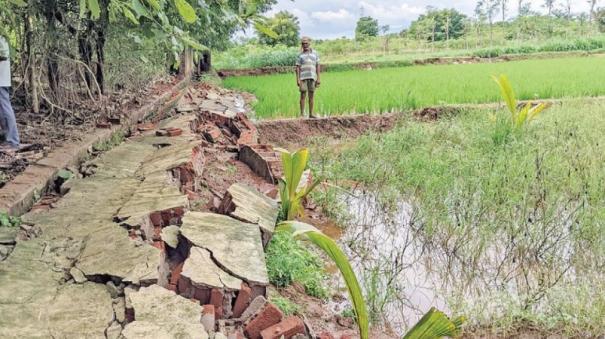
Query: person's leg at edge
300,91,307,117
308,90,315,118
0,87,19,147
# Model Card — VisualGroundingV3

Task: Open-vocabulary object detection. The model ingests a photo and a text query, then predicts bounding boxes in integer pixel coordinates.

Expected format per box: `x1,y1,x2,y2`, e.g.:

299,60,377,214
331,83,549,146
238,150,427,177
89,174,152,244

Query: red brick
167,283,177,292
210,288,224,319
260,316,304,339
318,332,335,339
161,211,172,225
340,335,352,339
138,122,155,131
170,262,185,286
178,276,192,295
167,128,183,137
173,207,185,218
149,212,163,227
152,241,164,251
204,126,223,143
96,122,111,129
193,287,211,304
244,303,284,339
232,282,252,318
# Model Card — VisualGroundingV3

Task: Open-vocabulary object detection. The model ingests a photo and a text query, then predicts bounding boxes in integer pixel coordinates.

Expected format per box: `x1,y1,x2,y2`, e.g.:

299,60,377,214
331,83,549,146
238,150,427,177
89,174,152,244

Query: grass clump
271,296,301,316
266,232,329,299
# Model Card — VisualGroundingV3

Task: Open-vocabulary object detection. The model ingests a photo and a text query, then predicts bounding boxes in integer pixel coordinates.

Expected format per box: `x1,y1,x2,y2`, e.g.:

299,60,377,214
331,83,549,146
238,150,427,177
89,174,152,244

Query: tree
476,0,499,45
355,16,379,40
409,8,467,42
595,8,605,31
501,0,509,21
544,0,555,16
588,0,599,21
256,11,300,46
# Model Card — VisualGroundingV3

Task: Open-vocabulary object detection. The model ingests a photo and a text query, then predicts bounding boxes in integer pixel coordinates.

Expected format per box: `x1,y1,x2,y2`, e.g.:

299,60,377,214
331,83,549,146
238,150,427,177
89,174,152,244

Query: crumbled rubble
0,82,321,339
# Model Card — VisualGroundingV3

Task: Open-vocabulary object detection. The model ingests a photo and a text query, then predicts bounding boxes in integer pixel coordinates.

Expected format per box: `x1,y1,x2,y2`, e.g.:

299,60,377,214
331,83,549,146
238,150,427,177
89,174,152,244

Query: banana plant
278,221,369,339
276,148,320,221
492,74,550,130
403,307,465,339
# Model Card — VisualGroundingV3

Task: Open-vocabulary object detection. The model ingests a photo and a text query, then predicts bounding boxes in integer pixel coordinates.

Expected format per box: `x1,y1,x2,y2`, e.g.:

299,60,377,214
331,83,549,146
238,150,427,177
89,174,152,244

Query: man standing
0,35,20,152
296,36,321,118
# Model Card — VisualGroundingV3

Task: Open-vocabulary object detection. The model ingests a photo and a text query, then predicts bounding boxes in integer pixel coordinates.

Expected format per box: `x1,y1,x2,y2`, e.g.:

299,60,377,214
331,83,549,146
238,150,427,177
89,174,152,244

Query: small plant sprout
276,147,320,221
492,74,550,131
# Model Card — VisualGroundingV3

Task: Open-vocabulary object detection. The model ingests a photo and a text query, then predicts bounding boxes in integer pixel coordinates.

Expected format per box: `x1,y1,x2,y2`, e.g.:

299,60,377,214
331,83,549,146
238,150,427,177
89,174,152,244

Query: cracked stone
106,321,122,339
113,297,126,323
161,225,180,248
224,183,279,235
126,285,208,339
0,227,18,245
182,246,242,290
180,212,269,285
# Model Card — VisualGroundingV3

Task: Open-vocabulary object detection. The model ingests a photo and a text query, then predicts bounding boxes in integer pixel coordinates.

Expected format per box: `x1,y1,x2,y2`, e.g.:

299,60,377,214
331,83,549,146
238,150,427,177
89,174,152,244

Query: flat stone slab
118,171,189,224
21,177,140,238
0,227,18,245
227,183,279,234
180,212,269,285
92,140,157,179
125,285,208,339
182,246,242,290
76,223,161,284
0,239,113,338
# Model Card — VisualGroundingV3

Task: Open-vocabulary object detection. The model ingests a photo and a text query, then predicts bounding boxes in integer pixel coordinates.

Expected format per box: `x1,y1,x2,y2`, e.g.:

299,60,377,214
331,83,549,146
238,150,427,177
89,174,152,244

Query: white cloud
311,9,355,22
358,1,425,23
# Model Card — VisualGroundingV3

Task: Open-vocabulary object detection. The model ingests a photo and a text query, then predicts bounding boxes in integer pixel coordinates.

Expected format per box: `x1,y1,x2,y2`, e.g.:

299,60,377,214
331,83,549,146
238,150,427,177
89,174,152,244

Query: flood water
321,190,448,334
321,188,585,336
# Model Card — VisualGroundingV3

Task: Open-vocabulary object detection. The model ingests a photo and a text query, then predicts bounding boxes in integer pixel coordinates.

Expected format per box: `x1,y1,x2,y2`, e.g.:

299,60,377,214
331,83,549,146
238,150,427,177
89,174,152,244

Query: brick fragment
244,303,283,339
167,127,183,137
232,282,252,318
260,316,305,339
96,122,112,129
210,288,224,319
149,212,163,227
170,262,184,286
318,332,335,339
202,304,216,333
167,283,177,292
152,240,164,251
204,125,223,143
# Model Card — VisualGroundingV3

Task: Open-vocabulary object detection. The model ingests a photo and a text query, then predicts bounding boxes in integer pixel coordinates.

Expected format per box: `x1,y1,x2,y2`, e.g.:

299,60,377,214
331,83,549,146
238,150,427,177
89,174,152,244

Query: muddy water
320,190,448,334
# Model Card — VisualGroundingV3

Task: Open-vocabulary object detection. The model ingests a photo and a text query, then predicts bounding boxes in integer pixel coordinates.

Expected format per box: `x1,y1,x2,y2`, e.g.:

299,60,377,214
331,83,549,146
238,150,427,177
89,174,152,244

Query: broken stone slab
181,212,269,285
182,246,242,291
161,225,180,248
76,223,161,285
117,171,189,232
137,141,204,177
221,183,279,236
0,227,18,245
125,285,208,339
20,178,140,239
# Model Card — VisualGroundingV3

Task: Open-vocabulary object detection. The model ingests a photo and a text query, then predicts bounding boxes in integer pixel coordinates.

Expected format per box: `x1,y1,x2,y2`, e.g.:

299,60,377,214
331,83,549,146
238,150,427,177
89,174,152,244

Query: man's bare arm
316,63,321,86
296,65,301,86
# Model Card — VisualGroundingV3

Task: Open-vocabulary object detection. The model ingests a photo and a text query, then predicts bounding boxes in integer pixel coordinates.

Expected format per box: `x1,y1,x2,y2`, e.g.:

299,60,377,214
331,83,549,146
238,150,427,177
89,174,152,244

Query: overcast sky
259,0,592,39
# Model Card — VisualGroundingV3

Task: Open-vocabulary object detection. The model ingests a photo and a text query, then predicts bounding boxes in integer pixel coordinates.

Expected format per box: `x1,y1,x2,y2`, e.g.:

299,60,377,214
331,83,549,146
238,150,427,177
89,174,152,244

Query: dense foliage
408,8,468,41
256,11,300,47
355,16,379,41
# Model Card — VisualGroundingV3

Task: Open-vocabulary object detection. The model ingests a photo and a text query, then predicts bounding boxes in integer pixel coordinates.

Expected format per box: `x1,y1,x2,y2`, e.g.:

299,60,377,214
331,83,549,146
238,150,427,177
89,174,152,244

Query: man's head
301,36,311,52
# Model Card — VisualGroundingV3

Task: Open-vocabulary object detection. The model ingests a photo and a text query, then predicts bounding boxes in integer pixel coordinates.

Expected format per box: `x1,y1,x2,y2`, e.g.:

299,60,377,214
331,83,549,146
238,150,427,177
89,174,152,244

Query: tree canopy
409,8,468,41
256,11,300,47
355,16,379,41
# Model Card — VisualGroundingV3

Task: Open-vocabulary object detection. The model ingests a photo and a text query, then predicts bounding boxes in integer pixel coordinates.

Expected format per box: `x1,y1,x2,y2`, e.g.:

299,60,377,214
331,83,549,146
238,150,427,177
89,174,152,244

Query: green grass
266,232,330,299
224,56,605,119
310,99,605,335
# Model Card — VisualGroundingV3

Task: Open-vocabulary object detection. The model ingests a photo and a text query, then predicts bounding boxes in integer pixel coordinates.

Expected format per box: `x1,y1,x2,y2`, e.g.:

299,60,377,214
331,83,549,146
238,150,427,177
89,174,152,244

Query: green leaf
79,0,87,18
87,0,101,19
57,169,73,180
277,221,369,339
0,213,10,227
492,74,516,117
403,307,465,339
254,21,278,39
9,0,28,7
174,0,197,23
180,35,207,51
122,7,140,24
145,0,161,11
131,0,150,18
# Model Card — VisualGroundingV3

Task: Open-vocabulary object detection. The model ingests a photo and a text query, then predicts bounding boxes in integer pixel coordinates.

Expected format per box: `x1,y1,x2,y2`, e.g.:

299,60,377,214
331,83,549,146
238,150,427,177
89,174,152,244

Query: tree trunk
44,1,60,94
24,11,39,113
95,0,109,94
